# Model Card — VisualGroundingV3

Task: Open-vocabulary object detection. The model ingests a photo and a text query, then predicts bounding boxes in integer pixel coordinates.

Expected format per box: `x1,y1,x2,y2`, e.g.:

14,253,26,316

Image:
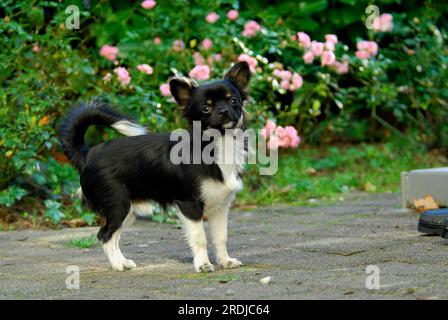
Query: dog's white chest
200,133,245,211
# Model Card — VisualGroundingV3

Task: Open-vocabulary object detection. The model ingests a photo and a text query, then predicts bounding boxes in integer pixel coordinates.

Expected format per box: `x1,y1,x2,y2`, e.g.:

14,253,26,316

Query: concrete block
401,167,448,208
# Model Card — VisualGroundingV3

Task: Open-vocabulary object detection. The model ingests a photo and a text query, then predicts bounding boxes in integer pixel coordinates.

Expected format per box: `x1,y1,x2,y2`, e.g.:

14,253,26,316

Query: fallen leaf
413,195,439,213
363,182,377,192
38,115,50,126
60,218,87,228
260,276,271,285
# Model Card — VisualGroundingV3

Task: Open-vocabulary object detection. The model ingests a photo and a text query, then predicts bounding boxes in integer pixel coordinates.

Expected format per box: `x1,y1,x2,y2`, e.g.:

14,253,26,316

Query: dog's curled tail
59,100,147,172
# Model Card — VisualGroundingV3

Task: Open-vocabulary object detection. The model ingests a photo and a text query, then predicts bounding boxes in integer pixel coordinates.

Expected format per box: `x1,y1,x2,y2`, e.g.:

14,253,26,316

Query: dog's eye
229,97,238,104
201,105,211,113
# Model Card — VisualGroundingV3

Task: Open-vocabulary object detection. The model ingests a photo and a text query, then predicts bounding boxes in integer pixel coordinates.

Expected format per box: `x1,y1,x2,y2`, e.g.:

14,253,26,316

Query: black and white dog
60,61,251,272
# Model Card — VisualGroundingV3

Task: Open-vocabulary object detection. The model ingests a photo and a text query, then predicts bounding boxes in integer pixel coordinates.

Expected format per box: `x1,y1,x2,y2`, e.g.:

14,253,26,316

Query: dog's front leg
208,208,242,269
176,202,214,273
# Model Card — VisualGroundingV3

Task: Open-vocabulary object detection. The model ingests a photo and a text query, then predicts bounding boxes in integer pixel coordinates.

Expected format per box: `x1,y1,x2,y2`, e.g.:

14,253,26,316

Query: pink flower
280,80,290,90
333,60,349,74
137,64,153,75
188,65,211,80
280,70,292,81
193,52,205,65
113,67,131,86
366,41,378,56
290,73,303,91
102,73,112,82
267,135,279,150
201,38,213,50
261,120,300,149
325,34,338,44
237,53,258,73
227,9,238,21
260,120,277,138
355,50,370,60
373,13,393,32
303,51,314,64
32,44,40,52
356,40,378,59
325,41,335,51
160,83,171,96
297,32,311,47
172,39,185,51
242,20,261,37
153,37,161,45
100,45,119,61
310,41,324,56
206,12,219,23
141,0,156,9
284,126,301,148
321,51,336,66
213,53,222,61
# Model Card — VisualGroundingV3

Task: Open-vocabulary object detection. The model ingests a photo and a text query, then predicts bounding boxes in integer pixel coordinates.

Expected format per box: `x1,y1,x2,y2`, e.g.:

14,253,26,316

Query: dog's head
169,61,251,130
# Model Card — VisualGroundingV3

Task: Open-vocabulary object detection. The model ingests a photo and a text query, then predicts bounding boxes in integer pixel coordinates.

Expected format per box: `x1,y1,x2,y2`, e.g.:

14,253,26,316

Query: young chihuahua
60,61,251,272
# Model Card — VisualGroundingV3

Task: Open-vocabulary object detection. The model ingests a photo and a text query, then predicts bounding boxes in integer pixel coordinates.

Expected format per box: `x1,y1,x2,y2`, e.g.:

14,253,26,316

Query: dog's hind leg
97,203,136,271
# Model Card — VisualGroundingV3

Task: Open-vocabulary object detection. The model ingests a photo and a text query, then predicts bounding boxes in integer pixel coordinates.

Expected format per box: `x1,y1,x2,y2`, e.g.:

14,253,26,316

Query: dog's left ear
224,61,252,100
169,77,198,106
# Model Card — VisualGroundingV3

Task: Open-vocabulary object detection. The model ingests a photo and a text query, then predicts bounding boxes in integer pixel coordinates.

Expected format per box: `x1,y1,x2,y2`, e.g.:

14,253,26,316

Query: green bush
0,0,447,216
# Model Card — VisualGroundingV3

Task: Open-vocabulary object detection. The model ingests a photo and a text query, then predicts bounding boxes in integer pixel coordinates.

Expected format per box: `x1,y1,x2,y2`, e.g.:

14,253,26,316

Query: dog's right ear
169,77,198,106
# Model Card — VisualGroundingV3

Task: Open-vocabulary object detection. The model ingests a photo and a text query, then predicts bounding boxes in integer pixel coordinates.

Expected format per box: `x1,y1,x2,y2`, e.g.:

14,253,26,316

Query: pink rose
280,70,292,81
188,65,211,80
193,52,205,65
366,41,378,56
113,67,131,86
137,64,153,75
297,32,311,47
333,60,349,74
355,50,370,60
280,80,290,90
206,12,219,24
325,34,338,44
260,120,277,137
242,20,261,37
290,73,303,91
303,51,314,64
237,53,257,73
172,39,185,52
201,38,213,50
321,51,336,66
325,41,335,51
213,53,222,61
356,40,378,59
310,41,324,56
227,9,238,21
102,73,112,82
100,45,119,61
32,44,40,52
153,37,161,45
160,83,171,96
373,13,393,32
284,126,301,148
141,0,156,9
267,135,279,150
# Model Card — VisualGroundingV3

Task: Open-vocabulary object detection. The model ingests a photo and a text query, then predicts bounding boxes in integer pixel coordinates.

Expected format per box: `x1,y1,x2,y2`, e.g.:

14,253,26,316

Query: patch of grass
237,141,447,206
214,274,239,283
69,234,97,249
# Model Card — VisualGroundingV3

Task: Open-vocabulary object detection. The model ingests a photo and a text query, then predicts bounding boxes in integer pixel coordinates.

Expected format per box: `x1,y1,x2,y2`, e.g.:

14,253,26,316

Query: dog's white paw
194,261,215,273
111,259,136,271
123,259,137,269
219,257,243,269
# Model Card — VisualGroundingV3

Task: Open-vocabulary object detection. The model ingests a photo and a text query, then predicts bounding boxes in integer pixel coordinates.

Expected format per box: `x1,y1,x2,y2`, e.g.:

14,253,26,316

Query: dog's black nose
219,109,229,116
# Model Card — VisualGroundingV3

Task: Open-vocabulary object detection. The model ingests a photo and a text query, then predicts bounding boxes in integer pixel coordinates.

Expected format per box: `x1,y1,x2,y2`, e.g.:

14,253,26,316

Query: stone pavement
0,193,447,300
